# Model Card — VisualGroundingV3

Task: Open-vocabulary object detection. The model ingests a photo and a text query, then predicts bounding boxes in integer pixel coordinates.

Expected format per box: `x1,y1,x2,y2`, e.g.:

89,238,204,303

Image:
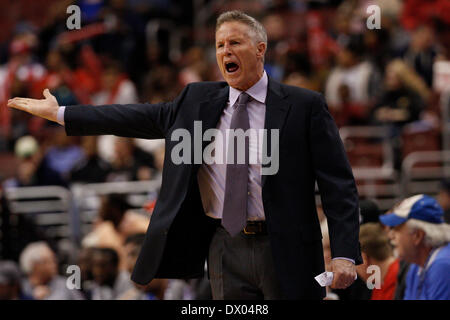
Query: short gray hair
216,10,267,45
19,241,52,275
406,219,450,248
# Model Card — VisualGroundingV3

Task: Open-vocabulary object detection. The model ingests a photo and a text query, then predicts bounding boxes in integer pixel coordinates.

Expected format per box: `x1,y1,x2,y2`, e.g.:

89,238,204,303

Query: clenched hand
331,259,356,289
7,88,60,123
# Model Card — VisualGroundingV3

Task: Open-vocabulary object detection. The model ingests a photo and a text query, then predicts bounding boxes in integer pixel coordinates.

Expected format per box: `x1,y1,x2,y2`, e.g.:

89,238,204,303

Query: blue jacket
404,243,450,300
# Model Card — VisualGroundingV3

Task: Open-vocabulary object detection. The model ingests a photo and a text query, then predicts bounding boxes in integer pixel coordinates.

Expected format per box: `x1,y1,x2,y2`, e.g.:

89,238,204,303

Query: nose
387,228,394,240
223,43,232,55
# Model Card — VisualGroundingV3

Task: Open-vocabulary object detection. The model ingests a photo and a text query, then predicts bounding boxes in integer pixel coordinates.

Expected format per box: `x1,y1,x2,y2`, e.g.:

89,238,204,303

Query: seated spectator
0,260,33,300
357,223,400,300
380,194,450,300
163,278,203,300
19,242,83,300
76,247,94,300
401,25,437,87
325,37,382,126
82,193,150,270
91,61,138,105
283,72,318,92
105,137,154,182
118,233,168,300
3,135,66,188
359,199,381,225
370,59,430,170
43,127,83,181
437,178,450,223
90,247,133,300
370,59,428,129
0,32,46,148
69,136,111,184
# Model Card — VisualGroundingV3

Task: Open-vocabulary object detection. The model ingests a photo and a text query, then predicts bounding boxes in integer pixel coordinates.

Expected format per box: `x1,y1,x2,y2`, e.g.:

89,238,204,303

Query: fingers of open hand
7,98,32,112
7,94,58,122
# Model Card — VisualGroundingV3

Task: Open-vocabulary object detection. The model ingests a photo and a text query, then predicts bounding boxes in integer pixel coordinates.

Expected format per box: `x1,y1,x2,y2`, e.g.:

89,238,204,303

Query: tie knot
237,92,251,106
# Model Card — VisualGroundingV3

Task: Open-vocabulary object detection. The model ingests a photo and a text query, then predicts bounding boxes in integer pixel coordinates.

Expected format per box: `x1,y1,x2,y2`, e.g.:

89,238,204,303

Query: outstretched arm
8,87,188,139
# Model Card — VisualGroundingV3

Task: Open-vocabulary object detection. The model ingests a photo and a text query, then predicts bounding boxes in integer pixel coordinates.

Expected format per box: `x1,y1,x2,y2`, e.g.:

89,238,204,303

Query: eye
217,43,224,48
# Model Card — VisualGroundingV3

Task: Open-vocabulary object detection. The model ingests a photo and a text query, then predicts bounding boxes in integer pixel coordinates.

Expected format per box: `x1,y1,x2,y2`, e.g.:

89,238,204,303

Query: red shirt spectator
371,259,400,300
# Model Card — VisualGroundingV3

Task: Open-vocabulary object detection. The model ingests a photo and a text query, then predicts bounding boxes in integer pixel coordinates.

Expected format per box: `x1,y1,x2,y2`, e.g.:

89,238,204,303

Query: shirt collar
229,70,268,107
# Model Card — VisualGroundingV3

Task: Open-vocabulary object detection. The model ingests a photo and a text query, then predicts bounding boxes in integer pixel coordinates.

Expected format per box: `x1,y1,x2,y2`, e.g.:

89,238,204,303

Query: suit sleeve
309,93,362,264
64,85,190,139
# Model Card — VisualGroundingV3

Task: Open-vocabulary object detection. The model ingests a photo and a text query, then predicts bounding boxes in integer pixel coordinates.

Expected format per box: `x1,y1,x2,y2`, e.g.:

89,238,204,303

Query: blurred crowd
0,0,450,300
320,195,450,300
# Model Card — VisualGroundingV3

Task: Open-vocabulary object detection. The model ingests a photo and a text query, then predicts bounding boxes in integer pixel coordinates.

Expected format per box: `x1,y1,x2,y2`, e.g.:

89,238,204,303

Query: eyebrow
216,36,244,44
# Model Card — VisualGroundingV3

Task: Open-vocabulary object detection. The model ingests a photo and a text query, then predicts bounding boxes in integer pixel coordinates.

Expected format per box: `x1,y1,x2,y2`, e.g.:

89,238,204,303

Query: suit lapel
198,84,229,151
262,78,291,187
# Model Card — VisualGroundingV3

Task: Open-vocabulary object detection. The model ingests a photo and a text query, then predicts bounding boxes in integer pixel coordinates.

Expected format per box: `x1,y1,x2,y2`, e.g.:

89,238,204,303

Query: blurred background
0,0,449,300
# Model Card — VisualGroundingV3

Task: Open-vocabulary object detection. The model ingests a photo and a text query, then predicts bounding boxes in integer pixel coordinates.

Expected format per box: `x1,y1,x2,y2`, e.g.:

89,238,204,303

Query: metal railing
70,179,161,241
401,150,450,197
2,179,161,253
339,125,401,211
3,185,74,245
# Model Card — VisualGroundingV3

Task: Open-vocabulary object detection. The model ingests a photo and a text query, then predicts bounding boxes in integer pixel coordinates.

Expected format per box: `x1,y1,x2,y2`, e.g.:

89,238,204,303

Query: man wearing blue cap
379,194,450,300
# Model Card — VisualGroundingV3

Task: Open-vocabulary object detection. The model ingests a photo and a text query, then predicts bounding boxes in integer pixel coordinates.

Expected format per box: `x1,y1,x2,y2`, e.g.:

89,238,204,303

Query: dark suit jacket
64,77,362,299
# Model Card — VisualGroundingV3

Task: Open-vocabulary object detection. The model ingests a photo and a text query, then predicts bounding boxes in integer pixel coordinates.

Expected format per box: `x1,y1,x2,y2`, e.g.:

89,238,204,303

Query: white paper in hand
314,271,334,287
314,271,358,287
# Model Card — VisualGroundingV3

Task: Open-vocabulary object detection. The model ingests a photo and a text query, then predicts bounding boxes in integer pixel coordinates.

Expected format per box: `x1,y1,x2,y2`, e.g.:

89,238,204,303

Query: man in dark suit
8,11,362,299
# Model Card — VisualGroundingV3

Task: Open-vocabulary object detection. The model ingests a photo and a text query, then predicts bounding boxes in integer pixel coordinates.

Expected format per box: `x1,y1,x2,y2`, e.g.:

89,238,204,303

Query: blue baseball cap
379,194,444,227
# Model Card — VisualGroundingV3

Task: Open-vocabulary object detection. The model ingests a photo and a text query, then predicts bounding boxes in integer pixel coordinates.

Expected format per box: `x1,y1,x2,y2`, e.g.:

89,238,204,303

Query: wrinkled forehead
215,21,254,42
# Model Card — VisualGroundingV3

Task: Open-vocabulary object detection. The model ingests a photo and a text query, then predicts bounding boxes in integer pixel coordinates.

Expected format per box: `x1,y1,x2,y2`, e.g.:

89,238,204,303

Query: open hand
7,88,59,123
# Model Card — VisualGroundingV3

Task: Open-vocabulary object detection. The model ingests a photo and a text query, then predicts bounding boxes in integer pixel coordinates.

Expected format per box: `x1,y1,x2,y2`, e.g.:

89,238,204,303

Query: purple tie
222,92,251,236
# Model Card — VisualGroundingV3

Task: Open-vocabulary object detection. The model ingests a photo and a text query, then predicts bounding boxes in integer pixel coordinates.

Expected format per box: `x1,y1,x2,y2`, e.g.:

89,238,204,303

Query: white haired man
379,194,450,300
19,242,83,300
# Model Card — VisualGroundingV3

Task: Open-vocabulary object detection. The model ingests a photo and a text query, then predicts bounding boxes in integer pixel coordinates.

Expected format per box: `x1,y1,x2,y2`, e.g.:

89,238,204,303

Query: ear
256,41,266,59
413,229,426,246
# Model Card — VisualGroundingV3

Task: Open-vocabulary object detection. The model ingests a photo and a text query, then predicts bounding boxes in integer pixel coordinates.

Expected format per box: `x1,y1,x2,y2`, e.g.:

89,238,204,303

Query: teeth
225,62,238,72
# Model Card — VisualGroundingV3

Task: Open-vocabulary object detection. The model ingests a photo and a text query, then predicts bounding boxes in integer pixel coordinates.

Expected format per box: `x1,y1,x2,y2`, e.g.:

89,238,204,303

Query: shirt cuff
332,257,355,264
57,106,66,125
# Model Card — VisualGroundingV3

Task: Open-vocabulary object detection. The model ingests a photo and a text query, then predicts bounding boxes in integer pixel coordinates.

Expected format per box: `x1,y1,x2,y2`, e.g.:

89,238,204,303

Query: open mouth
225,62,239,73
